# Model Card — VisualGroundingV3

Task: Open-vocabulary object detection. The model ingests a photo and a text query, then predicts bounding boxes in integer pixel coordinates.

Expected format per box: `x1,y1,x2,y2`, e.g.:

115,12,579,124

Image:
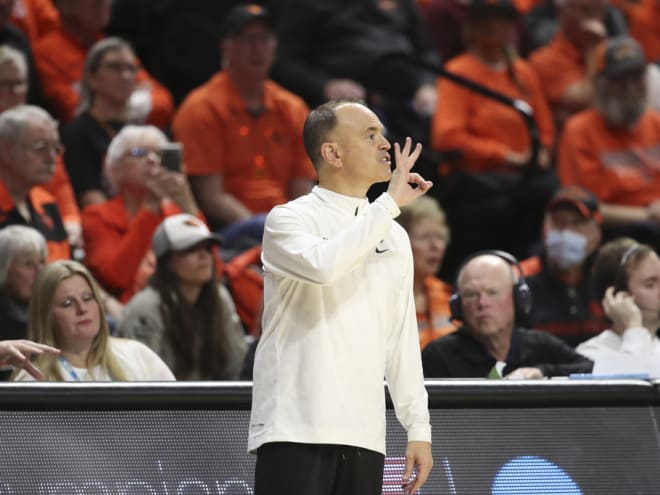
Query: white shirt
14,337,175,381
248,187,431,455
576,327,660,377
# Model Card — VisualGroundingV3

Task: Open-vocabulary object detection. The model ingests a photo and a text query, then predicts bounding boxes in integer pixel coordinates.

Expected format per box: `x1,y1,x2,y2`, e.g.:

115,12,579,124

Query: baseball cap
546,186,602,224
219,3,272,39
152,214,221,259
593,36,646,79
467,0,519,20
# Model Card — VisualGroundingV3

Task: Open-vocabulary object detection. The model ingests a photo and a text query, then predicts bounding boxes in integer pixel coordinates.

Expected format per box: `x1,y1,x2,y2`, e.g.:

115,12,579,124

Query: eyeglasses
98,61,139,74
124,147,159,159
0,79,28,91
22,139,64,155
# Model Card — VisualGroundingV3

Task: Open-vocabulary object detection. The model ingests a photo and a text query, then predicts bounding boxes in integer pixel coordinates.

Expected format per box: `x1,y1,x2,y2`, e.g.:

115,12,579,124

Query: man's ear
320,142,341,168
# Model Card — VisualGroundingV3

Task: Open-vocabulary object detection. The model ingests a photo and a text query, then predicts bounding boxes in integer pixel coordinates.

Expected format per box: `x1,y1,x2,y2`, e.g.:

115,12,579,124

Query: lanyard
58,355,82,381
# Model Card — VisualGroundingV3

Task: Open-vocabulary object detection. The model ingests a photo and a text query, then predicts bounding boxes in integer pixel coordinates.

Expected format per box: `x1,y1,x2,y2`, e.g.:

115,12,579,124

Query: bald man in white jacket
249,100,434,495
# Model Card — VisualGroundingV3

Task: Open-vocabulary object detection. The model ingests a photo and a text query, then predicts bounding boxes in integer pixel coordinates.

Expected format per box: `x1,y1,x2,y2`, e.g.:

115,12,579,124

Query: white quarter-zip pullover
248,187,431,454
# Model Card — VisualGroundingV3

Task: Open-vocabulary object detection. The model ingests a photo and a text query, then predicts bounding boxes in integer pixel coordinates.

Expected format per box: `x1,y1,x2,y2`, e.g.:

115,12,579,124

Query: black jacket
422,326,593,378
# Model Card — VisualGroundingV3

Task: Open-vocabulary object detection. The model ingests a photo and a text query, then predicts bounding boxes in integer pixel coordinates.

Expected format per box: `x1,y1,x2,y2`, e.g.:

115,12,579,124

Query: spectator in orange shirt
33,0,173,128
558,36,660,246
9,0,59,43
0,104,70,261
82,125,201,303
431,0,556,267
61,37,140,208
396,196,456,350
172,4,316,247
528,0,609,133
0,43,82,252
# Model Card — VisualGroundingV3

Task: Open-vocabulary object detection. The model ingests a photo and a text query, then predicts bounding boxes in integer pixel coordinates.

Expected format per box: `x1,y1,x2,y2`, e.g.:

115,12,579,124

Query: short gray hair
0,104,57,144
104,124,168,191
0,225,48,290
76,37,134,116
0,44,28,78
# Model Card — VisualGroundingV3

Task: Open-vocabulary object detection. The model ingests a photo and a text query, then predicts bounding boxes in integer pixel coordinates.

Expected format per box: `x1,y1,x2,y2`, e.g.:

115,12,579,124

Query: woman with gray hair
0,226,47,379
60,37,143,208
81,125,200,304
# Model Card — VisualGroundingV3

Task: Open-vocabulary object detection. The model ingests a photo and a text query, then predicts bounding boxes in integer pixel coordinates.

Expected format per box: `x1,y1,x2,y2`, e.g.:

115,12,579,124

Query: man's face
8,118,59,187
594,71,647,128
328,103,392,190
222,21,276,80
458,256,515,338
545,206,601,257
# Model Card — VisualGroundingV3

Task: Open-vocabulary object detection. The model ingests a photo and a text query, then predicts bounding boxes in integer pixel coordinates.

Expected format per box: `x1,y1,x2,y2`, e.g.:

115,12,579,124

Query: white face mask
544,229,588,269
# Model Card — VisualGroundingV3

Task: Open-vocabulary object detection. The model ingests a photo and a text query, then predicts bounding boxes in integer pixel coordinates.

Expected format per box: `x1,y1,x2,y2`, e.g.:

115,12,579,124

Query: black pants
255,442,385,495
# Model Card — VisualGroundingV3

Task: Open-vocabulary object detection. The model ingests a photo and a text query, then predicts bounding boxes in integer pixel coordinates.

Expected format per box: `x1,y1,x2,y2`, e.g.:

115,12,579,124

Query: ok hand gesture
387,137,433,207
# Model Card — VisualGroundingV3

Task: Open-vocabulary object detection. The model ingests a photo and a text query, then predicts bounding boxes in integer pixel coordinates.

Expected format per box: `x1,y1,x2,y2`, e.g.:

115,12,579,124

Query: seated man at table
422,250,594,378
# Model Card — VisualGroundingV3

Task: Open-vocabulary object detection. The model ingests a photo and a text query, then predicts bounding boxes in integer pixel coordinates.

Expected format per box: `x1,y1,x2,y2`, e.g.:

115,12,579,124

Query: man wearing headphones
421,251,593,378
576,238,660,377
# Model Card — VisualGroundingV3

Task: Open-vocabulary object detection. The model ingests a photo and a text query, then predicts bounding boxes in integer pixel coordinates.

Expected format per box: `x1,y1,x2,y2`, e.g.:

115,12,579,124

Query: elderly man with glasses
0,104,71,262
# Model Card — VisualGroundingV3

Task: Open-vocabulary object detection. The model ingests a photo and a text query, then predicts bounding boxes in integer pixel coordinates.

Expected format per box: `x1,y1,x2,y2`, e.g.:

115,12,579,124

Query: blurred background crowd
1,0,660,381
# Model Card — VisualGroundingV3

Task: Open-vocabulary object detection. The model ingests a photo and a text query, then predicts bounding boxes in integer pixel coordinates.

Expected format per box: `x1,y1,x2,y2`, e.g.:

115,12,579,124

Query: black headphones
449,249,533,323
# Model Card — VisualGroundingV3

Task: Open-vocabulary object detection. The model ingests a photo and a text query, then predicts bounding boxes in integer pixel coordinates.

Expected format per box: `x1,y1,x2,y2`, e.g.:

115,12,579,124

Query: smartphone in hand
160,142,183,172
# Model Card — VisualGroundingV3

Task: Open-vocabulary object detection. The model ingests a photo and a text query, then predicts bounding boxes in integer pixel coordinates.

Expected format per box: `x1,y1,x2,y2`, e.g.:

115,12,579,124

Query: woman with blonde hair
396,196,456,350
13,260,174,381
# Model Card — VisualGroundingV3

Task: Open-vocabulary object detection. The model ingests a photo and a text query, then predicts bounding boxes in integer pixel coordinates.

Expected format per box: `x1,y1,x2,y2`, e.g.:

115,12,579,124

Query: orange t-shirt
10,0,59,43
529,32,587,111
33,26,174,128
172,72,316,214
431,52,554,173
558,108,660,206
628,1,660,64
417,275,456,350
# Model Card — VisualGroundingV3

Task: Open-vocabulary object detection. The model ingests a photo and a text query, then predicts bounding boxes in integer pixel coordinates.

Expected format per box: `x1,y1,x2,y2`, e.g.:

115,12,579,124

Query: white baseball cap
152,214,221,258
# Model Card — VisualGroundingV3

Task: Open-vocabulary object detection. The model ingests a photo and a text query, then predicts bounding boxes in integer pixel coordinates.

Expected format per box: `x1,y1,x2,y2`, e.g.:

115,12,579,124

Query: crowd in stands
2,0,660,382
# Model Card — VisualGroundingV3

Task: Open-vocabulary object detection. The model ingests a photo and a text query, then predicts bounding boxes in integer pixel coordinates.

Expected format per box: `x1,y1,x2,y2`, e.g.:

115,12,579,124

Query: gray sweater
117,284,248,380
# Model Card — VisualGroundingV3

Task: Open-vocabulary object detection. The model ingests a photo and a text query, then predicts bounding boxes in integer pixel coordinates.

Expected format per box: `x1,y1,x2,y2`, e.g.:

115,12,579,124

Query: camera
159,142,183,172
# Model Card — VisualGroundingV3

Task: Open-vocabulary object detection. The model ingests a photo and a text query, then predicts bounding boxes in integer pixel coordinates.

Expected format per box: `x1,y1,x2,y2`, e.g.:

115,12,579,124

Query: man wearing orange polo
558,36,660,245
172,4,316,240
0,105,70,262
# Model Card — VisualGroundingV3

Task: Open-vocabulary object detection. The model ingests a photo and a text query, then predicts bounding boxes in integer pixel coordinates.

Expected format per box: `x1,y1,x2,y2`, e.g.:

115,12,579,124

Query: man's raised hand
387,137,433,207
